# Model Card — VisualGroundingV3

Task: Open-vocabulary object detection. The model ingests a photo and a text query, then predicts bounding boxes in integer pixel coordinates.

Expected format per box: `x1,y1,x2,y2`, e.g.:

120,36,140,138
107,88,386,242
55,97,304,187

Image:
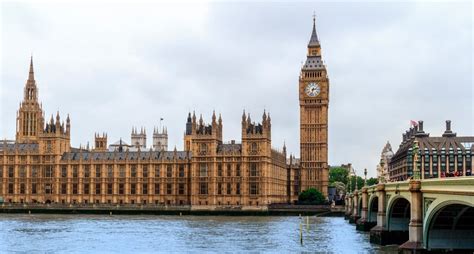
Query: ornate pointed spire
308,12,319,47
212,110,216,124
28,55,35,80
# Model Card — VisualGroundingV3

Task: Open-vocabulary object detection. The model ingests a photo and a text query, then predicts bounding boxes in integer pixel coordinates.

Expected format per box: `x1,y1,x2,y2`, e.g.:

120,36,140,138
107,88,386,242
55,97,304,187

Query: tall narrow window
95,165,101,178
84,166,90,178
119,184,124,195
61,166,67,178
199,164,207,177
95,184,101,195
199,182,208,195
250,163,258,177
108,165,114,178
119,166,125,178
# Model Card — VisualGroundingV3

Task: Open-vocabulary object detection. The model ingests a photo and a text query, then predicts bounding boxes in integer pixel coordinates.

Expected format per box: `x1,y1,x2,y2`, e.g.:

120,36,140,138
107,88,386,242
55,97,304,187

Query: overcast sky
1,1,472,177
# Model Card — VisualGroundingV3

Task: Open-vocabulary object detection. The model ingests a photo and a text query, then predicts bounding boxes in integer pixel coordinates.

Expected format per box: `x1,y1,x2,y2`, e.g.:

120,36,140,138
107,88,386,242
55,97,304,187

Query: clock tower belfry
299,16,329,197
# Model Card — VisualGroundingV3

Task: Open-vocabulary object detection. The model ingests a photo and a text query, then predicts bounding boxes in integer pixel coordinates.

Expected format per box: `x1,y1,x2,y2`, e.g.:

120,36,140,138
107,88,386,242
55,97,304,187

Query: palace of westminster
0,19,330,209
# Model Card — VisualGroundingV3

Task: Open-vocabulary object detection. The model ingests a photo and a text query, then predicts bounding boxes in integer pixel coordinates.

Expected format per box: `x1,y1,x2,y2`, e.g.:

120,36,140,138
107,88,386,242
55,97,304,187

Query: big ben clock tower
299,16,329,197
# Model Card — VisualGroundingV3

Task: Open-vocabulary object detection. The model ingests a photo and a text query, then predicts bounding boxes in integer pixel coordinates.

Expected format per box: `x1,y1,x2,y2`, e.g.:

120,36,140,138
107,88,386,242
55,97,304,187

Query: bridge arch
367,195,378,223
424,199,474,251
387,196,410,232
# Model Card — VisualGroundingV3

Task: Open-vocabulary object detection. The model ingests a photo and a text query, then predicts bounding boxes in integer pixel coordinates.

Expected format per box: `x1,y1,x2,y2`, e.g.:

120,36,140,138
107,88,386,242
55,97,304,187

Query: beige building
0,18,329,209
376,142,393,182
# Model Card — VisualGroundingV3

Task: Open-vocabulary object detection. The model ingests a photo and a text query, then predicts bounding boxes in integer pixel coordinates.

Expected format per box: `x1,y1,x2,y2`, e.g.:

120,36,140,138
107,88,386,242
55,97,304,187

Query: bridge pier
370,184,392,245
399,180,425,253
356,187,375,231
349,190,360,224
344,194,352,220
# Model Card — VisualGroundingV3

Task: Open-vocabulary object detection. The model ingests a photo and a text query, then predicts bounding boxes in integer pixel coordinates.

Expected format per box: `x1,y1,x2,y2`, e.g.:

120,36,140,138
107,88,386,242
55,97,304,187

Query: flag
410,120,418,127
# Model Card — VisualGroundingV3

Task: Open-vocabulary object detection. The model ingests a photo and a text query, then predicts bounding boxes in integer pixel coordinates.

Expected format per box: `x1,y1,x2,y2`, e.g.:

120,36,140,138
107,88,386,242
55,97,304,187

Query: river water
0,214,397,253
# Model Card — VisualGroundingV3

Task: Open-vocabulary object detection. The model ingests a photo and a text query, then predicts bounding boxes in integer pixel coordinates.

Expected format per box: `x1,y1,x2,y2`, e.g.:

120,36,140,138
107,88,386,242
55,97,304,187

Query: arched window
250,142,258,154
200,143,208,154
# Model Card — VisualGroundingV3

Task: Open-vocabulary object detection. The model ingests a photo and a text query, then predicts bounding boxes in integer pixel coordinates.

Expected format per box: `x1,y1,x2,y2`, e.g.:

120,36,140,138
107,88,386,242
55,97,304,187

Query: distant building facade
376,142,393,182
389,121,473,181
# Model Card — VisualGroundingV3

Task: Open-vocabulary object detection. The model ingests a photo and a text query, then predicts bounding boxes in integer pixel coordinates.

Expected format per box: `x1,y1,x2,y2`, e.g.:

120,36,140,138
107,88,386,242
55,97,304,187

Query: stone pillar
346,193,354,220
344,196,349,219
356,187,375,231
350,191,360,224
377,184,386,229
370,183,388,244
399,180,425,252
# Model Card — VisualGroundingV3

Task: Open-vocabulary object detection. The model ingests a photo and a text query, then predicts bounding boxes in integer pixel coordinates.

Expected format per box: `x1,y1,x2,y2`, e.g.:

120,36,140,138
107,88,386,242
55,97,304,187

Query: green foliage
348,176,364,192
329,167,349,185
367,177,378,186
347,176,379,192
332,181,346,195
298,188,326,205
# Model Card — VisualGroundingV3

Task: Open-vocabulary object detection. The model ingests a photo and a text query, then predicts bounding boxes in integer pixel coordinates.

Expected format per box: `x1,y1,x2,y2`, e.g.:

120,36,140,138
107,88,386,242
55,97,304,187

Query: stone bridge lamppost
357,168,376,231
344,171,353,220
399,140,424,252
349,170,360,224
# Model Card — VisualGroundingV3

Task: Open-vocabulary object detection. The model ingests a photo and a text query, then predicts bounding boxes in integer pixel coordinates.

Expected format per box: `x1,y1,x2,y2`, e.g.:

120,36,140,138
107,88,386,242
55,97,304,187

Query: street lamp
364,168,367,186
412,140,420,180
354,170,358,191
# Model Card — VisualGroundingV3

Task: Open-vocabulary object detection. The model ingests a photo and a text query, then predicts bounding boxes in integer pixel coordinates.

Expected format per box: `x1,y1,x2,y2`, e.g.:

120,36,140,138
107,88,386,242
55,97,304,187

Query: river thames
0,214,397,253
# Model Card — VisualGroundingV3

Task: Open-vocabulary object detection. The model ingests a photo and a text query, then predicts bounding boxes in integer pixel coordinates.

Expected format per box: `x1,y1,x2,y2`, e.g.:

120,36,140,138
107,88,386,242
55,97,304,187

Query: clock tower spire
298,15,329,197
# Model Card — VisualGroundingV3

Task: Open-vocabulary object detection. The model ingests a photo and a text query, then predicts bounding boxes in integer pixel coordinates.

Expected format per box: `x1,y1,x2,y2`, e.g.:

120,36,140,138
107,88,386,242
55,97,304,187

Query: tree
367,177,378,186
332,181,346,196
348,175,365,192
298,188,326,205
347,176,379,192
329,167,349,185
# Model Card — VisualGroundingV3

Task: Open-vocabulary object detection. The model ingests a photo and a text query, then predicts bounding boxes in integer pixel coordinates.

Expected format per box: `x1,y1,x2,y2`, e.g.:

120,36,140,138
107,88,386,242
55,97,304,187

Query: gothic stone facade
0,19,327,208
298,17,329,196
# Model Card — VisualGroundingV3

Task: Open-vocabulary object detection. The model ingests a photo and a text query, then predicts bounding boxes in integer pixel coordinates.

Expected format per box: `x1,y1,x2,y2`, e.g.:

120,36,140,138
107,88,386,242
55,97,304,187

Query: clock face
305,82,320,97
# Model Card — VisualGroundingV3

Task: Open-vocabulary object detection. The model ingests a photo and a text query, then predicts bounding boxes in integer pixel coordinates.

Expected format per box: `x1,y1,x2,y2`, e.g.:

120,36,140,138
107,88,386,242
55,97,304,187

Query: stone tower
131,127,146,149
153,126,168,151
299,16,329,196
241,110,271,158
94,133,108,152
16,56,45,143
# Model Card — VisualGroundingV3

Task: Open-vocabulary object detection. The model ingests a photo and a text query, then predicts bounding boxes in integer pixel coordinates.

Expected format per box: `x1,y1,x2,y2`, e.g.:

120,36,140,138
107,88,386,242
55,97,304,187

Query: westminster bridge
344,176,474,252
